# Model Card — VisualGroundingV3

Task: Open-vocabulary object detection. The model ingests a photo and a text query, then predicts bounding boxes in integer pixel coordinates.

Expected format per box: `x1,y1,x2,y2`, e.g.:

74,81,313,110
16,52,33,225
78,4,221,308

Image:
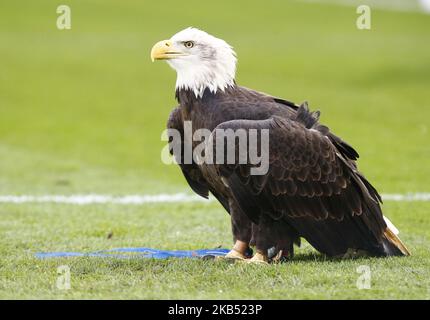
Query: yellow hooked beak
150,40,186,62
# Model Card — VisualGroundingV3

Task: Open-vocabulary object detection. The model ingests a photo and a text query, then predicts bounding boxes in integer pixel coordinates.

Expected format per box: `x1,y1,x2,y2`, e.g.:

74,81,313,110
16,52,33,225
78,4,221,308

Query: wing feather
209,104,386,245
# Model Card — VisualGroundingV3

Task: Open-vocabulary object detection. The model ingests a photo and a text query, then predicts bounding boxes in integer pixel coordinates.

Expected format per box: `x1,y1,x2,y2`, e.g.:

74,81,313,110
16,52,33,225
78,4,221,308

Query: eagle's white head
151,27,237,98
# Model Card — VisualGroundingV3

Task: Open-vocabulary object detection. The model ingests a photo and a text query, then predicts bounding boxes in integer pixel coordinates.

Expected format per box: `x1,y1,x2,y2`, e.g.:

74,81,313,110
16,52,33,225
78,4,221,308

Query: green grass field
1,0,430,299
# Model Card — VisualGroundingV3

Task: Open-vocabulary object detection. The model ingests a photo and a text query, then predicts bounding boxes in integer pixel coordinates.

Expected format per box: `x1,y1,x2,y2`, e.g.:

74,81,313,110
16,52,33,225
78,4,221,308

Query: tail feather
383,216,399,235
383,227,411,256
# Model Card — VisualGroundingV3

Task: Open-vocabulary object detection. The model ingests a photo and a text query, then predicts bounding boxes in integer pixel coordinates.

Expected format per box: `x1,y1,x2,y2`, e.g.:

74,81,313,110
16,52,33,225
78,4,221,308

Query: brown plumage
168,86,409,258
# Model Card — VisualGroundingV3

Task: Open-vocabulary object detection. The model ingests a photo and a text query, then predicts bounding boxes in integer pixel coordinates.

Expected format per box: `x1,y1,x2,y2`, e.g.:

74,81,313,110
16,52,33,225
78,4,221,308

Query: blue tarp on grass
35,247,229,259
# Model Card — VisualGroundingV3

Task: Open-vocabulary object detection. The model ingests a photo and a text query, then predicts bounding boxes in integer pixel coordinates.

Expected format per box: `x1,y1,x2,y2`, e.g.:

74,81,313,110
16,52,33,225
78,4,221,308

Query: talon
271,249,291,264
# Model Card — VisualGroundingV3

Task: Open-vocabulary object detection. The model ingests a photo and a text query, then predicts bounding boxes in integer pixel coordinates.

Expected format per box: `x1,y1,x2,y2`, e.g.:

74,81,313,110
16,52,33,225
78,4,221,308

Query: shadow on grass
288,251,379,263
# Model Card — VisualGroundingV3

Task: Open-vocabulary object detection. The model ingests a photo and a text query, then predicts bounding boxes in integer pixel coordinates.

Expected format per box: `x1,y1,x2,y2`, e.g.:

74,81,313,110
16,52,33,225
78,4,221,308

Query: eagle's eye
183,41,195,49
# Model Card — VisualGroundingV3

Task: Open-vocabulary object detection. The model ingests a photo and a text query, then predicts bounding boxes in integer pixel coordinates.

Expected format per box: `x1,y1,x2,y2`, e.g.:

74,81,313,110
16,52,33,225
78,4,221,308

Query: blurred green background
1,0,429,195
1,0,430,299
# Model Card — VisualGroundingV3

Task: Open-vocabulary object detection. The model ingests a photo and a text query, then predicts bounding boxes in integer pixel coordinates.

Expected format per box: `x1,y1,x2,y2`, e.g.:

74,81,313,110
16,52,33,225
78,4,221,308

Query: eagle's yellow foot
247,252,269,265
216,240,249,261
225,248,247,260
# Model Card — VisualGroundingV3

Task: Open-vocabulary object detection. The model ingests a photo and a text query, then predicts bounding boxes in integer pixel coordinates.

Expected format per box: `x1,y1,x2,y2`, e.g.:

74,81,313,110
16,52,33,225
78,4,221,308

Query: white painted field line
0,193,209,205
0,193,429,205
299,0,430,14
381,193,430,202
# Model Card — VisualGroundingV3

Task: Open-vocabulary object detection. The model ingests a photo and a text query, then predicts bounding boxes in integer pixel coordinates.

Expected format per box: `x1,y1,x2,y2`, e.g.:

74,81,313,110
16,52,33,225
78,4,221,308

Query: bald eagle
151,27,410,263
